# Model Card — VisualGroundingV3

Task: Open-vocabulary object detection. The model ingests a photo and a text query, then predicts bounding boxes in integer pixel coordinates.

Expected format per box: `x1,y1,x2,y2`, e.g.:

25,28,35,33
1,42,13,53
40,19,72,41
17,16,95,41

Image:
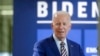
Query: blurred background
0,0,13,56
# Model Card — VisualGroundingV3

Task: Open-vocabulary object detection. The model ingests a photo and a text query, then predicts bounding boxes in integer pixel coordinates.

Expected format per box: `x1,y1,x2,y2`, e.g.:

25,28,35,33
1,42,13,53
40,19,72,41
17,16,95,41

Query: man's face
52,15,71,40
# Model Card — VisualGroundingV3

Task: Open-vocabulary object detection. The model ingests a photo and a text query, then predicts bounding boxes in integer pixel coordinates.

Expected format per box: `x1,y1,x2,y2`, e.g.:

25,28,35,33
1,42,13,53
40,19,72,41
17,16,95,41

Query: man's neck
53,33,66,41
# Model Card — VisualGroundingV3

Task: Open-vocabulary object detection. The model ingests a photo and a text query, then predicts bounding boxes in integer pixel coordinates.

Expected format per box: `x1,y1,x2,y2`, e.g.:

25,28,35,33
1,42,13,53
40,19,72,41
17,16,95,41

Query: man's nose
59,24,64,29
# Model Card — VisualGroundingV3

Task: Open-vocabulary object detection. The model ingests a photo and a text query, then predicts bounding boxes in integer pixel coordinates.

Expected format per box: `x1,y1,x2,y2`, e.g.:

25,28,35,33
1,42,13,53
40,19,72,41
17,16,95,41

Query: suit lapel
49,36,61,56
67,39,74,56
49,36,75,56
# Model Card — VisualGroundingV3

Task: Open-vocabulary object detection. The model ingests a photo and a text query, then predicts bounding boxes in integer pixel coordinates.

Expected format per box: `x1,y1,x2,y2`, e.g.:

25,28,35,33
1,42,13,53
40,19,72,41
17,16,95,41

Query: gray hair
52,11,71,21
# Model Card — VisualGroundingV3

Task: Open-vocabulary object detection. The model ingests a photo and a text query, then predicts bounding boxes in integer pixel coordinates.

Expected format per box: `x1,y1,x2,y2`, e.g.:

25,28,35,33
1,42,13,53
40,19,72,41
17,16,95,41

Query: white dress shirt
53,34,69,56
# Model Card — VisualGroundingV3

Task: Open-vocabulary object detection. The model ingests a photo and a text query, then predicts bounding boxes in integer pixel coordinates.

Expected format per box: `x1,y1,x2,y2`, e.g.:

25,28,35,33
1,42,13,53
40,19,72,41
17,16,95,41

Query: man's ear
68,24,72,30
51,23,53,29
69,24,71,28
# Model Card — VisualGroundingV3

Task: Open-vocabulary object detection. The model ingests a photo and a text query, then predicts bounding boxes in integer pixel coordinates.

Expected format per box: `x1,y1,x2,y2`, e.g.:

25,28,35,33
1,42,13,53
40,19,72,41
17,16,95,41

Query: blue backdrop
14,0,98,56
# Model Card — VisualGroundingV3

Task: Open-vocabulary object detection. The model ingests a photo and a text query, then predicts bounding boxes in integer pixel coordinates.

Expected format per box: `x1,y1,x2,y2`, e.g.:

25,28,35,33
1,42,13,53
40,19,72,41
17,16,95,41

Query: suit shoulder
67,39,80,46
34,37,50,47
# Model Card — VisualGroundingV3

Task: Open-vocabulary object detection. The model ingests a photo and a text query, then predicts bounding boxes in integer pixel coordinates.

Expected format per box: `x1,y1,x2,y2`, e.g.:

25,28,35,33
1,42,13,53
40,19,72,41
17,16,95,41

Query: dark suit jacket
33,35,84,56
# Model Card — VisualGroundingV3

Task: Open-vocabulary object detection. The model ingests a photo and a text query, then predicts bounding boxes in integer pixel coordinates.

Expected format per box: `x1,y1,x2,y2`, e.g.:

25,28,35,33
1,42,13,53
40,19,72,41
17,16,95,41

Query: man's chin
58,35,66,39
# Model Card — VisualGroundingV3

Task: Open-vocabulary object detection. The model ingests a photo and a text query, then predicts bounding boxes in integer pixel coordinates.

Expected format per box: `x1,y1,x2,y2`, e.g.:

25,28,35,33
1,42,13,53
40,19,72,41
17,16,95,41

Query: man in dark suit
33,11,84,56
